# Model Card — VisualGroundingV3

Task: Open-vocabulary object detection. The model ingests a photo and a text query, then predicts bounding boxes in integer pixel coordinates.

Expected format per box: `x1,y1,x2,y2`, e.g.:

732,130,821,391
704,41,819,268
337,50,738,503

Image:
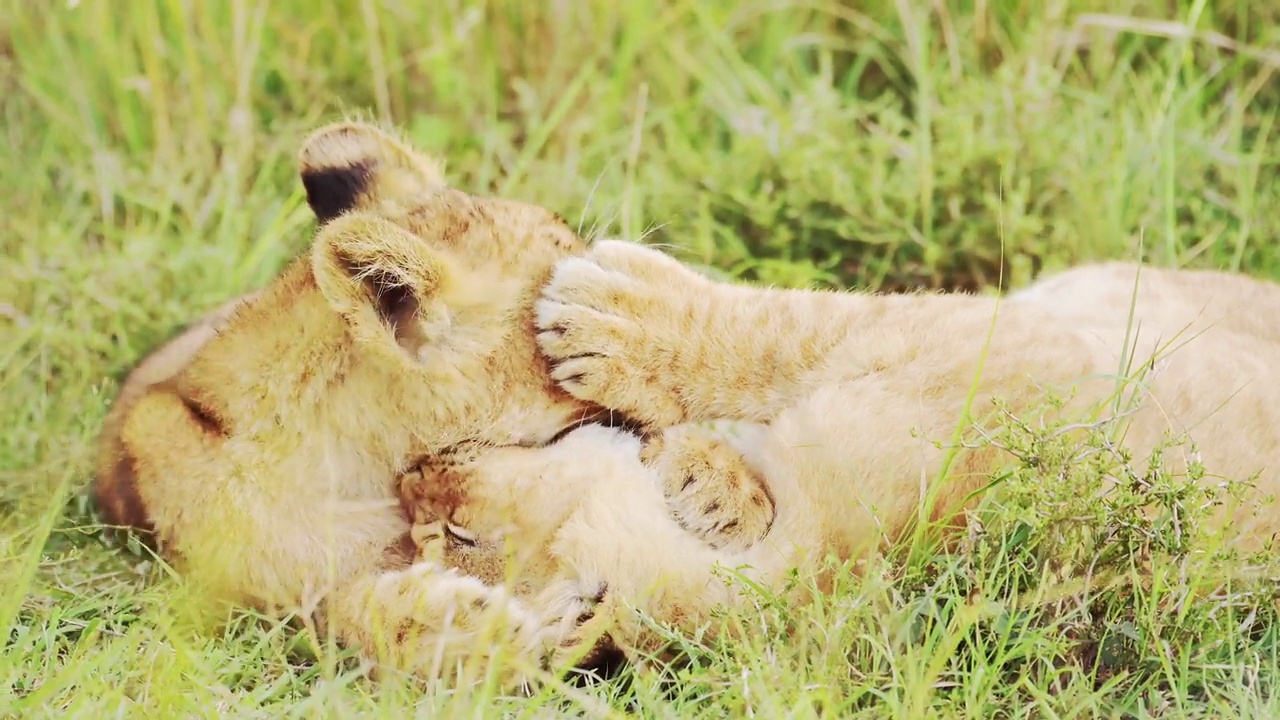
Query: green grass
3,0,1280,716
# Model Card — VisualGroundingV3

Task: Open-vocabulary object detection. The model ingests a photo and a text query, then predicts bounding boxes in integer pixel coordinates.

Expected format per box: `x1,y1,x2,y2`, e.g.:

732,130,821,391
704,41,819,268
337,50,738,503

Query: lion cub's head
96,122,598,558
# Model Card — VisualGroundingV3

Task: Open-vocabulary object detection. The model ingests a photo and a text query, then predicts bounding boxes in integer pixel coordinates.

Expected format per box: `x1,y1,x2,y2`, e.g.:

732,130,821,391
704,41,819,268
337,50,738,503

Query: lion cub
402,239,1280,665
93,122,632,687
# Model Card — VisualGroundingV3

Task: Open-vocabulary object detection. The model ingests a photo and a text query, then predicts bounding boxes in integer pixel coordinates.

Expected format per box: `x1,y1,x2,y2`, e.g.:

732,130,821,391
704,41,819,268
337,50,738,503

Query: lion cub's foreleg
534,240,857,429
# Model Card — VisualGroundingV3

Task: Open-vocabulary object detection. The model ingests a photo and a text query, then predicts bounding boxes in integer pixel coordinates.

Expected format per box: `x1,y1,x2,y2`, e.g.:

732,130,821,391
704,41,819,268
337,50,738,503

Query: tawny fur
95,291,260,536
403,239,1280,666
93,122,622,688
97,121,1280,684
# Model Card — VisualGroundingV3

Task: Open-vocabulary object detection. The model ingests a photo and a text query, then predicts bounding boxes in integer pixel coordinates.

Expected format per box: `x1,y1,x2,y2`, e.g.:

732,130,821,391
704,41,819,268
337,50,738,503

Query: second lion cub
407,240,1280,665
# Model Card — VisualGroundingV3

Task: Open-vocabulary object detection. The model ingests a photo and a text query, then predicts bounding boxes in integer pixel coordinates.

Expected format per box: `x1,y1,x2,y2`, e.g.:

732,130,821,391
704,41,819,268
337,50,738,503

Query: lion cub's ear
298,122,447,224
311,212,455,359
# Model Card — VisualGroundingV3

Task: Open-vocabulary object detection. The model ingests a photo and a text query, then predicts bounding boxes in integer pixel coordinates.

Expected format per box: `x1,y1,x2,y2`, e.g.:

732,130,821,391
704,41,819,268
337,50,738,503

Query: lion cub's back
1009,261,1280,352
1010,262,1280,526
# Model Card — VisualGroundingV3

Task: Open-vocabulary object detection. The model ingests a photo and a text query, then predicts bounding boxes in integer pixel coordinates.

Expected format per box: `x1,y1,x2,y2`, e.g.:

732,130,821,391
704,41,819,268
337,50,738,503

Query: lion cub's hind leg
641,424,776,553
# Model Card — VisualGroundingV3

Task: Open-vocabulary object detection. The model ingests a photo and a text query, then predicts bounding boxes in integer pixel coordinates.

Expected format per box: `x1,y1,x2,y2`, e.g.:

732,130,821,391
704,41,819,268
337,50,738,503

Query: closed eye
179,393,226,435
444,523,477,547
155,379,228,437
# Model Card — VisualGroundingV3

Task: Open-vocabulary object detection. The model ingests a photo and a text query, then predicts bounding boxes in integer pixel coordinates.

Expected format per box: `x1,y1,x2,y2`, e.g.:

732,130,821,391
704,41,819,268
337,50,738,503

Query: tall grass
2,0,1279,716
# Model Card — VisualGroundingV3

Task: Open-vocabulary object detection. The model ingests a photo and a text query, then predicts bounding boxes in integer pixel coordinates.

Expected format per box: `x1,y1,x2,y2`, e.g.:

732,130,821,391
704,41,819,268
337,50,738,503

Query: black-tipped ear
302,158,375,225
298,122,447,224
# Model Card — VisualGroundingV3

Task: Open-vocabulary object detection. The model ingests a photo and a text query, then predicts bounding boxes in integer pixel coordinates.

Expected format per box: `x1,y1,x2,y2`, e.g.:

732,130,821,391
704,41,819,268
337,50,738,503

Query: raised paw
640,425,775,553
534,241,707,429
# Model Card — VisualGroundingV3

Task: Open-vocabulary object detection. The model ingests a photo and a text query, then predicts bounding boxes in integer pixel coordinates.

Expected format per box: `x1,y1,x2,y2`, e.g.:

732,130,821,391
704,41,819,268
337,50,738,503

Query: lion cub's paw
641,426,775,553
397,446,484,526
366,563,554,691
534,580,628,682
534,241,698,428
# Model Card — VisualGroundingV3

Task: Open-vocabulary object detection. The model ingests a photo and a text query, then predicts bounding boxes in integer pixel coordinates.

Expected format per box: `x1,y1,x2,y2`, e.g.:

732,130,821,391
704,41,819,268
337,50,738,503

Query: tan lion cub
405,239,1280,664
94,121,642,687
